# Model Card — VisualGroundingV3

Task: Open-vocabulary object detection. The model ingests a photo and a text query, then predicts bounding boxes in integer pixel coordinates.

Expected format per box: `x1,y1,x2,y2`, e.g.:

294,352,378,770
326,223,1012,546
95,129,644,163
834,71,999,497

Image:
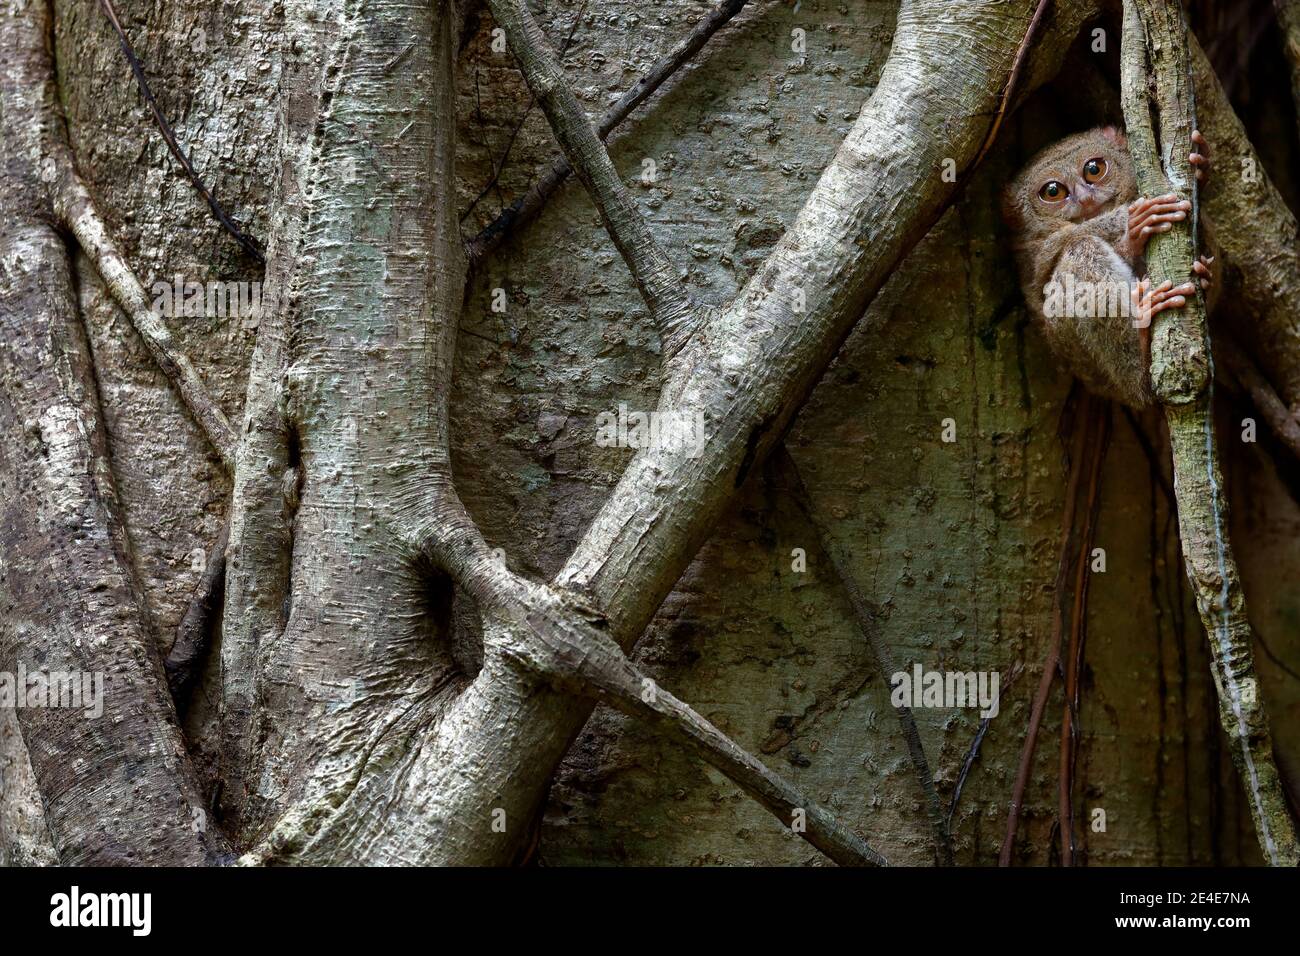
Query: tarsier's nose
1075,185,1103,217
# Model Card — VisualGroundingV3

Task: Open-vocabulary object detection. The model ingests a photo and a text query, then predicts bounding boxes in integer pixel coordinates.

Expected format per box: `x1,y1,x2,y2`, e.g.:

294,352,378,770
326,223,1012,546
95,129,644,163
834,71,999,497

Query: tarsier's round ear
1098,125,1127,147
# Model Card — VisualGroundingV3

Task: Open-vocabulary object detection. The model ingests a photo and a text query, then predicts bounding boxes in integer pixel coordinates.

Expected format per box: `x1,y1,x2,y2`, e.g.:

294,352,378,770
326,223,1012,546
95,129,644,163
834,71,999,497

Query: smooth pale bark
233,0,1099,866
218,0,470,838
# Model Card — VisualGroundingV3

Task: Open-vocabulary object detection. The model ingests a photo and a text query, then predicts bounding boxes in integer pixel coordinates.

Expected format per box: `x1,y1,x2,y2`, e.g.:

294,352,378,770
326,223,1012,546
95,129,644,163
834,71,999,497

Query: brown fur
1003,127,1152,407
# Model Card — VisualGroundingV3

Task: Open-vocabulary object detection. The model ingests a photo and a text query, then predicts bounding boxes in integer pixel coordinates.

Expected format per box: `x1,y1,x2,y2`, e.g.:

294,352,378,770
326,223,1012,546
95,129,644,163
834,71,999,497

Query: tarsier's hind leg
1043,235,1151,408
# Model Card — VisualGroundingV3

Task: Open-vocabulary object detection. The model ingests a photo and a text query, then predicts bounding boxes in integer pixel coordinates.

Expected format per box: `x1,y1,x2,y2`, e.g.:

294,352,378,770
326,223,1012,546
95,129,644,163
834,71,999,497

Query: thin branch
460,0,589,225
490,573,886,867
1058,400,1110,866
97,0,264,263
568,652,886,867
948,664,1022,833
420,498,885,867
774,444,953,866
54,171,237,468
969,0,1053,173
1122,0,1300,866
1255,627,1300,683
467,0,749,266
1000,388,1095,866
483,0,695,350
10,0,239,468
418,495,884,868
461,67,522,224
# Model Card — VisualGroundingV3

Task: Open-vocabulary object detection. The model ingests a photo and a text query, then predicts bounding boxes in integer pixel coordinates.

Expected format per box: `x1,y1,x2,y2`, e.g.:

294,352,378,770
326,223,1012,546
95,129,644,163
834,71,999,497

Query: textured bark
234,0,1103,867
0,0,228,864
485,0,699,351
465,0,751,266
4,0,1297,868
0,705,55,865
217,0,471,840
1121,0,1299,866
1189,31,1300,411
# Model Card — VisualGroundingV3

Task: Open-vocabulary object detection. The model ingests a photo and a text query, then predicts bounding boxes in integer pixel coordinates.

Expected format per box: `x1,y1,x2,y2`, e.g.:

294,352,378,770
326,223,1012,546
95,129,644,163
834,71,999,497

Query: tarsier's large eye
1082,157,1108,183
1039,180,1069,203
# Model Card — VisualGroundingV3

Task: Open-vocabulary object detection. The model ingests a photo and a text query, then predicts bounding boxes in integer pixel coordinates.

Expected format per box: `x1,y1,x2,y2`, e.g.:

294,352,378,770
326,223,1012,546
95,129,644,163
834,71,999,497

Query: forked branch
416,503,885,867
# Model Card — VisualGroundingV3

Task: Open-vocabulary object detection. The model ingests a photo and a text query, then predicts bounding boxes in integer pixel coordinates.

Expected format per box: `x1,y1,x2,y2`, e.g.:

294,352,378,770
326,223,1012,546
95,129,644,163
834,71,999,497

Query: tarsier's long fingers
1193,254,1215,291
1127,193,1191,255
1131,277,1197,327
1190,129,1210,184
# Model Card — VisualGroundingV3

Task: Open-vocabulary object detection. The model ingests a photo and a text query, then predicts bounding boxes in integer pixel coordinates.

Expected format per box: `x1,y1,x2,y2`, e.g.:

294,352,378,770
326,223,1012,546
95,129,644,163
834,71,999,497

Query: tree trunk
2,0,1298,866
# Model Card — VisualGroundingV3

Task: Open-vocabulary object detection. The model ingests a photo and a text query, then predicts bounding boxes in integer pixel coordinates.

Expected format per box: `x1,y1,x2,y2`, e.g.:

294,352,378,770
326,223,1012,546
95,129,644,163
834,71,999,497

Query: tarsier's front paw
1190,129,1211,185
1131,276,1197,328
1126,194,1190,257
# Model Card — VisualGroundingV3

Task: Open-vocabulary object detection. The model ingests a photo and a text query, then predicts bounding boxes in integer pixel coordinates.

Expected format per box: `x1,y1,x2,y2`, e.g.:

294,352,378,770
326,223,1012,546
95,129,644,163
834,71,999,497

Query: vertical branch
0,0,231,864
1058,401,1110,866
1121,0,1300,865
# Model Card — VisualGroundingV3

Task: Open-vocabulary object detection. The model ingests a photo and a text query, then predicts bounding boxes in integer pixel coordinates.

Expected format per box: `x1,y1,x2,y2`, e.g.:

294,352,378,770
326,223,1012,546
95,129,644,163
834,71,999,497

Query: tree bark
1121,0,1299,866
3,0,1295,867
0,0,229,864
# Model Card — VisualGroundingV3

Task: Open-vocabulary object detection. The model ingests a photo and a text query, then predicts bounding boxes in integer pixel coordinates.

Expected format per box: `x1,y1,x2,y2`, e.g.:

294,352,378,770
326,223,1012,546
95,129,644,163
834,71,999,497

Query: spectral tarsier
1002,126,1215,408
